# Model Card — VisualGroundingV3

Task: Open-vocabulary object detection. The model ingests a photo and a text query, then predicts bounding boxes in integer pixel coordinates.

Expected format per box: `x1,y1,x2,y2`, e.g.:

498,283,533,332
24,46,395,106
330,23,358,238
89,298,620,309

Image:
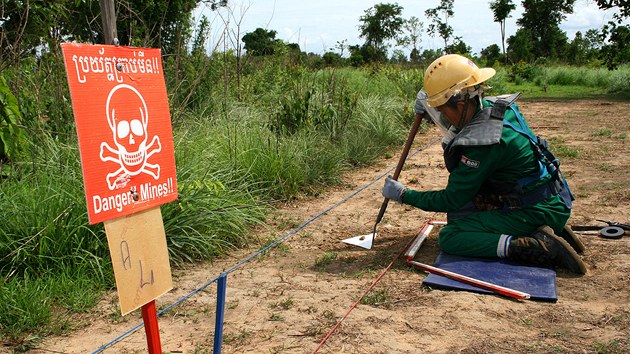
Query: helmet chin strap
456,87,484,128
457,93,471,129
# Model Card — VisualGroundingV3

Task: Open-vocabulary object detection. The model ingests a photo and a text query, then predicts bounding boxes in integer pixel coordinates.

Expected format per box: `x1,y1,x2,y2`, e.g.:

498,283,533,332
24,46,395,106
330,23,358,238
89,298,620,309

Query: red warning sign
61,43,177,224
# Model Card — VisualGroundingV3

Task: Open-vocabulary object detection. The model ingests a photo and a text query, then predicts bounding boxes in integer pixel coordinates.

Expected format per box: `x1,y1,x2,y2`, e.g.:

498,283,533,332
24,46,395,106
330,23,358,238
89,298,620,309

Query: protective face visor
416,89,452,135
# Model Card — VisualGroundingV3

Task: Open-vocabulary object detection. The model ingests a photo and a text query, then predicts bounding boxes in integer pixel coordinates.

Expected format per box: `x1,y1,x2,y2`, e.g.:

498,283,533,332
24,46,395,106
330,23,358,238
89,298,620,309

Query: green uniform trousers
438,195,571,258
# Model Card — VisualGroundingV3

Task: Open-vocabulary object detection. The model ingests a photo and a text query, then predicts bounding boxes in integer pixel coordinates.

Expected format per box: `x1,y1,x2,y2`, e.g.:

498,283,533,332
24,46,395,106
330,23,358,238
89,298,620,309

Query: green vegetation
270,298,294,311
546,137,580,159
592,128,627,139
223,328,253,347
314,252,339,269
498,64,630,99
0,75,26,162
0,269,103,351
592,339,628,354
360,288,389,306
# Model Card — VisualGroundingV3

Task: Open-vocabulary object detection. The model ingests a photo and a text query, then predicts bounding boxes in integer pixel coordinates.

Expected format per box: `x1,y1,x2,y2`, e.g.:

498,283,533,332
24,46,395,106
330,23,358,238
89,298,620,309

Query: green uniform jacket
402,99,563,213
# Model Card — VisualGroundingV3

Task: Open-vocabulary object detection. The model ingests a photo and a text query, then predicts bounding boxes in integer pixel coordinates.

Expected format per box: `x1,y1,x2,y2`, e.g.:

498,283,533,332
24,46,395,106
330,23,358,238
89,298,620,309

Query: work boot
559,224,586,254
508,225,587,275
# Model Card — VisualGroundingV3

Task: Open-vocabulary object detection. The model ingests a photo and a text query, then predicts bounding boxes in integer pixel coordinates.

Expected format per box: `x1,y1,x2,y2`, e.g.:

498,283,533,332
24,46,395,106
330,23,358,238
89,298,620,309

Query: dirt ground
37,99,629,353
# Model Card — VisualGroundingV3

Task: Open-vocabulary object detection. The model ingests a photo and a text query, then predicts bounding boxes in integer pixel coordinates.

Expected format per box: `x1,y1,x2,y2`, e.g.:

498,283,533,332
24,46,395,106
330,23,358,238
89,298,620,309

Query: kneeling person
383,54,586,274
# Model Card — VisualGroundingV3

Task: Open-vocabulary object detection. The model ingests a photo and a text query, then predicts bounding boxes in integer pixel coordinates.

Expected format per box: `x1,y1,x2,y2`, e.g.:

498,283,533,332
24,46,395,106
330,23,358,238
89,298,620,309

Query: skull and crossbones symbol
100,84,161,190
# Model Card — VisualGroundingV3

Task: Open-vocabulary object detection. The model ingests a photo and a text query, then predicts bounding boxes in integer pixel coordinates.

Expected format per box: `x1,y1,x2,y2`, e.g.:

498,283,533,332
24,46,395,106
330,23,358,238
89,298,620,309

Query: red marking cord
311,219,433,353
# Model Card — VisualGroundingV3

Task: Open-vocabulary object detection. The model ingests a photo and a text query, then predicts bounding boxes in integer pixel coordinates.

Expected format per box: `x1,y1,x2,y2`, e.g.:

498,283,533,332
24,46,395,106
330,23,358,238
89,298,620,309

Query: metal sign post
142,300,162,354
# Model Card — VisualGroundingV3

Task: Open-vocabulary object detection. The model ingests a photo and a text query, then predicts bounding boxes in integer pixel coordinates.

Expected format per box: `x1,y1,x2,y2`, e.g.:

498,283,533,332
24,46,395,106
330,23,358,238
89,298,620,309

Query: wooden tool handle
374,113,424,226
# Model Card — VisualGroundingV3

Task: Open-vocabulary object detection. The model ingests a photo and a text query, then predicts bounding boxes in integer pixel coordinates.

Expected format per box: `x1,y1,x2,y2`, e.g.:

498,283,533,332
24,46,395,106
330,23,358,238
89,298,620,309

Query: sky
196,0,622,56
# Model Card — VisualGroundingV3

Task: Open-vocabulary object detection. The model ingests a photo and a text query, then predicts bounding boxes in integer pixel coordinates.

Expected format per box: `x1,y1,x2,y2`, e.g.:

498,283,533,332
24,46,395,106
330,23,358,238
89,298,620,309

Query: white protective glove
382,176,407,203
414,90,426,115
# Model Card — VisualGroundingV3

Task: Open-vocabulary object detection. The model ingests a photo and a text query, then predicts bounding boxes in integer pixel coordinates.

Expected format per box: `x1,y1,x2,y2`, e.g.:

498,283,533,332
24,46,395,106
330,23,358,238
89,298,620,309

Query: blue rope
92,137,439,353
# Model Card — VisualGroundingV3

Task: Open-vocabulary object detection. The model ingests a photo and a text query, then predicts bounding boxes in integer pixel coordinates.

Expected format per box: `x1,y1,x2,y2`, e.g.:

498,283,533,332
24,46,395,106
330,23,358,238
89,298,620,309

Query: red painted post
141,300,163,354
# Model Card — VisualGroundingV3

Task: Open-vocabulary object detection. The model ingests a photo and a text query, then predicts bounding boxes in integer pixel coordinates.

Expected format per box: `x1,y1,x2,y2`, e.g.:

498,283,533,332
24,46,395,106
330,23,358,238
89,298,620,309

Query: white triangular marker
341,233,375,249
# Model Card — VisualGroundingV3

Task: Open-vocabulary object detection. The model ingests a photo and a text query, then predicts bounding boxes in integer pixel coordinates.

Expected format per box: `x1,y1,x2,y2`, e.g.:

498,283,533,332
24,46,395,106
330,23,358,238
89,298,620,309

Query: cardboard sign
61,43,177,224
104,207,173,315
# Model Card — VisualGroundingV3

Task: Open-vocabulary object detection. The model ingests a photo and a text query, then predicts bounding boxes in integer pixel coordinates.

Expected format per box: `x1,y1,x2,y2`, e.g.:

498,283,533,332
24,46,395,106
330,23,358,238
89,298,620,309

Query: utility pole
99,0,117,45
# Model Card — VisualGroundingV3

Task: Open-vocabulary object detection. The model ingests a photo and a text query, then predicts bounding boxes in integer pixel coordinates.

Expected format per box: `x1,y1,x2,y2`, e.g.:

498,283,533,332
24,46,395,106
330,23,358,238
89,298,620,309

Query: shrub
0,75,26,161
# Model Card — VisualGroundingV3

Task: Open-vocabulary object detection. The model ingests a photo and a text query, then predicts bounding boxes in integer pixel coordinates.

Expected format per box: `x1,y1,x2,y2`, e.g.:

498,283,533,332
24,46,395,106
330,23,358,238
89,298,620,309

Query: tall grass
494,64,630,98
173,90,406,200
0,133,109,347
486,69,512,95
229,127,344,197
342,96,406,166
607,68,630,94
539,66,611,87
163,122,271,264
0,134,108,279
0,265,104,347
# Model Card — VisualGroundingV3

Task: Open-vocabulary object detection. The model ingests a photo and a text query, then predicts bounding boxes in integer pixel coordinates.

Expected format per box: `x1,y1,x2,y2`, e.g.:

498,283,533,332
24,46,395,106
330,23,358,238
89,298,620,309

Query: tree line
239,1,628,69
0,0,628,163
1,1,628,71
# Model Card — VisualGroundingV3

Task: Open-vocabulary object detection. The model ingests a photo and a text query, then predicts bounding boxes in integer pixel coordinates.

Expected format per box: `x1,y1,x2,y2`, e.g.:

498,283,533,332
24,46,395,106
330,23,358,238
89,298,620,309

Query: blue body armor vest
444,93,574,212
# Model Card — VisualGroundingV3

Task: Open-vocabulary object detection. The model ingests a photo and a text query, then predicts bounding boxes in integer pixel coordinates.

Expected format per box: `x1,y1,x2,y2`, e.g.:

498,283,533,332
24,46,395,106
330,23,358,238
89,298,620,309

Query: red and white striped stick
406,260,531,300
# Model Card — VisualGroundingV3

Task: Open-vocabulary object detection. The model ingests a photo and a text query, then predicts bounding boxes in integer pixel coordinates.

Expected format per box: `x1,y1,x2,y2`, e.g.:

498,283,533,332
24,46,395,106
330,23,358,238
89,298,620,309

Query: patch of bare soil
38,99,629,354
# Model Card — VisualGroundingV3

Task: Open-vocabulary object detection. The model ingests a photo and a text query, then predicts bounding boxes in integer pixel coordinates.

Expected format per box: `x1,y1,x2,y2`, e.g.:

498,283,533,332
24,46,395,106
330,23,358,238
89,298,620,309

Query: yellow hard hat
423,54,496,107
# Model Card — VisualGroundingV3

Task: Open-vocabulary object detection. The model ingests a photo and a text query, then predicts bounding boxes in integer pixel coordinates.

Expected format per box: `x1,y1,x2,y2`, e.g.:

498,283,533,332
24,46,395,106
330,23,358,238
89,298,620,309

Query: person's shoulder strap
490,92,522,121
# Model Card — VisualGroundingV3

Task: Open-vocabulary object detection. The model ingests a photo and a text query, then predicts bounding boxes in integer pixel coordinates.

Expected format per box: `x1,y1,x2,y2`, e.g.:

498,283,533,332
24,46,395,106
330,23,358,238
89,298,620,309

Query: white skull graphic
101,84,161,190
107,84,149,172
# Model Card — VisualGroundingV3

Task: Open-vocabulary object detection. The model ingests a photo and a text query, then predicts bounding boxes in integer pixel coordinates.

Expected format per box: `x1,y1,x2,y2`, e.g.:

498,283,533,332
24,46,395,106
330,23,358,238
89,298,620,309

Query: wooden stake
99,0,117,45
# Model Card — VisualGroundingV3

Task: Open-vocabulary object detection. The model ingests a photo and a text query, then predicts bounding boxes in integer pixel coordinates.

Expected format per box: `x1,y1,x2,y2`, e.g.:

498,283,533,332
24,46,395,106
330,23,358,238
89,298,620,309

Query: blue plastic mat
421,252,557,302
